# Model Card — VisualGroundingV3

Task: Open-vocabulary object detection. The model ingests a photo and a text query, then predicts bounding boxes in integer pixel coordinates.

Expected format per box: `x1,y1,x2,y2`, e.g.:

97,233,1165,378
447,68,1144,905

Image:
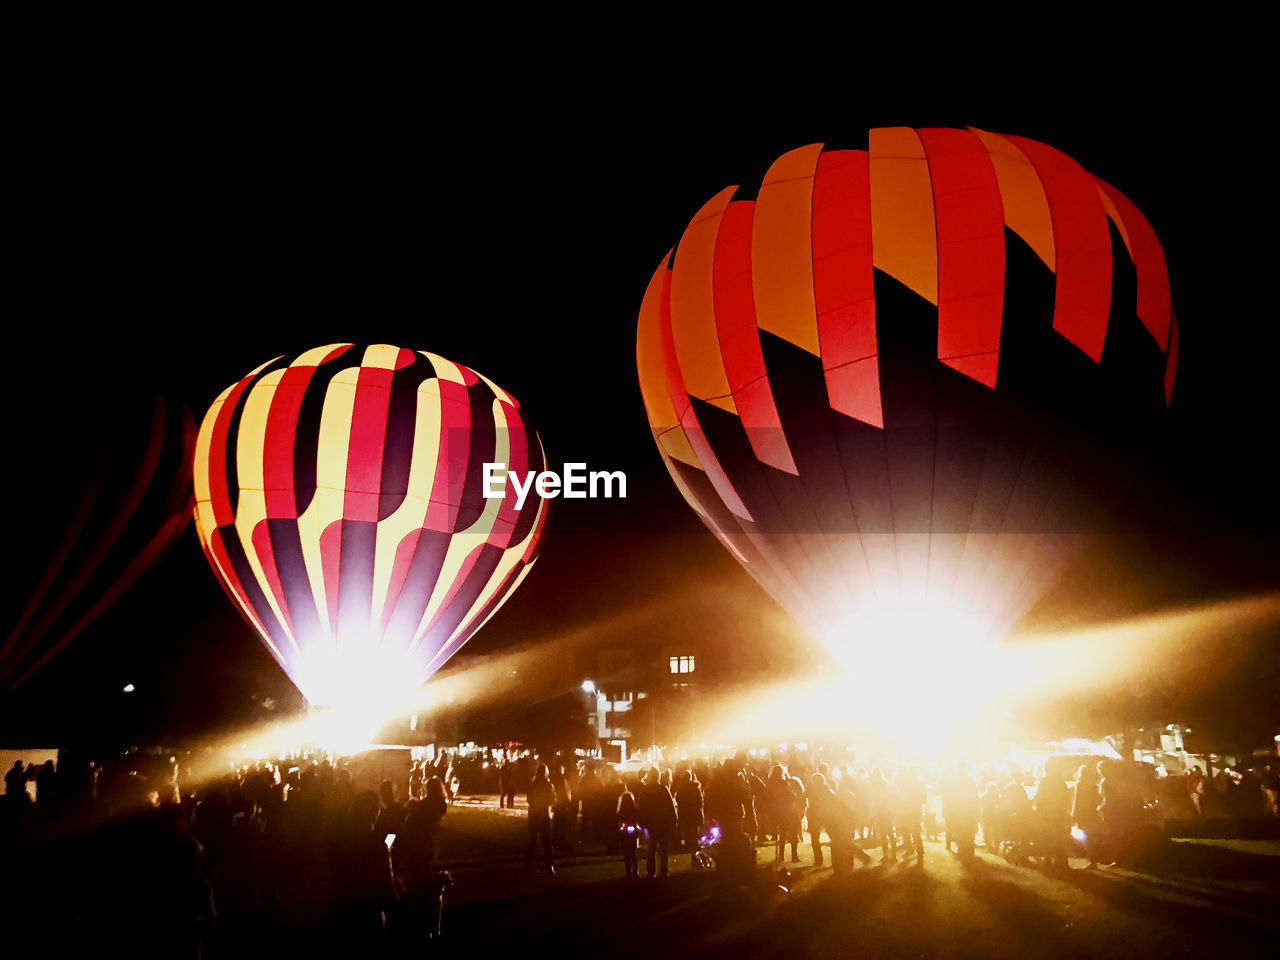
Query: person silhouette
525,764,556,874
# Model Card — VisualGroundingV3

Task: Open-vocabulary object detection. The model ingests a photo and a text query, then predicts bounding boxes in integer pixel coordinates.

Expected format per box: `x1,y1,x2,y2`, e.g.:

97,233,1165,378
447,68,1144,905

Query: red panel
395,347,416,369
919,128,1005,387
320,344,355,365
1096,179,1172,350
320,519,343,632
659,265,753,520
1164,312,1178,405
207,374,257,526
263,366,312,519
252,518,295,638
825,357,884,427
712,200,798,472
812,150,882,425
1005,135,1112,362
945,353,1000,386
425,379,470,532
344,366,394,522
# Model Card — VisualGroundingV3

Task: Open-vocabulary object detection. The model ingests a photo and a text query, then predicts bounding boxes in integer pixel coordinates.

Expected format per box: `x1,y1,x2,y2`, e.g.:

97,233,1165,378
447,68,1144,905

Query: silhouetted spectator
525,764,555,874
577,763,603,844
396,777,449,946
617,789,640,878
329,789,396,946
550,761,574,852
940,765,978,858
637,767,676,877
375,778,405,842
893,769,926,863
674,768,704,857
5,761,25,799
598,765,624,854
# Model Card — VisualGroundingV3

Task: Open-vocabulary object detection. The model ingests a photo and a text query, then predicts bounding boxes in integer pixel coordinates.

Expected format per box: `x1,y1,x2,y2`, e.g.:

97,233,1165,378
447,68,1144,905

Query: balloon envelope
637,128,1177,674
2,393,194,693
193,344,548,713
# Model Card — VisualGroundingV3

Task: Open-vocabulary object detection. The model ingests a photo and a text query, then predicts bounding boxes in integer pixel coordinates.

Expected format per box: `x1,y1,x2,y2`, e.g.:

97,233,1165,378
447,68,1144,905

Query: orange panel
752,143,823,355
671,185,738,413
636,255,699,467
969,128,1056,271
869,127,937,304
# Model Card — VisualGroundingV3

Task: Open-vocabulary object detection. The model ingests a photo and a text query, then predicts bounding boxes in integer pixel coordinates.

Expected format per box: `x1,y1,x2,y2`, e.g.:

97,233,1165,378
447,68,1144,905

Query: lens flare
819,601,1000,748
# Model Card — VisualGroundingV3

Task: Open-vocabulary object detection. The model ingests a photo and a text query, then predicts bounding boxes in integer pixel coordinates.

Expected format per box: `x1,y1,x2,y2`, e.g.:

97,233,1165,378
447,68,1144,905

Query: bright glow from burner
819,602,1001,749
293,642,421,712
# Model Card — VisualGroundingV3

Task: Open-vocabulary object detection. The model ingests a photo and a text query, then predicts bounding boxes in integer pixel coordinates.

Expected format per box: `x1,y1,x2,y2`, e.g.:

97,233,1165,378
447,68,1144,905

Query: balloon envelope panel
193,344,548,709
2,394,194,692
637,127,1176,665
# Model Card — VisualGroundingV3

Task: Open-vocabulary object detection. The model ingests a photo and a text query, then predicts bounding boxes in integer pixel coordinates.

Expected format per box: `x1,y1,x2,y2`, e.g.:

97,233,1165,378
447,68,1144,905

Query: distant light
122,684,136,693
581,680,596,695
409,714,419,732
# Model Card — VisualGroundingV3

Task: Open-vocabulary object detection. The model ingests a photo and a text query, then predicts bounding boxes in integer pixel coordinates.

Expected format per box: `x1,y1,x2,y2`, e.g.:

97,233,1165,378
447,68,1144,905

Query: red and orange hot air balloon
193,344,548,718
638,127,1177,700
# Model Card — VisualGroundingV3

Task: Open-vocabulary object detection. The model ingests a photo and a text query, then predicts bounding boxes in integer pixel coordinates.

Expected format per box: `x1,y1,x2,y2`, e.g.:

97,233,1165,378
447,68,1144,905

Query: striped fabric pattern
636,127,1178,655
193,344,548,707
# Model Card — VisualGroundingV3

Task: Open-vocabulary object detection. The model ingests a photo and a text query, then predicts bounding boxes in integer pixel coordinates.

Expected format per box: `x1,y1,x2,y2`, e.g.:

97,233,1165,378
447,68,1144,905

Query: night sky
4,71,1277,748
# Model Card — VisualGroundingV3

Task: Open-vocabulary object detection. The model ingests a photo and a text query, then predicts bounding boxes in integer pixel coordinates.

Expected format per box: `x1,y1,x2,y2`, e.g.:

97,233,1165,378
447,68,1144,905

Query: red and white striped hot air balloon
193,344,548,717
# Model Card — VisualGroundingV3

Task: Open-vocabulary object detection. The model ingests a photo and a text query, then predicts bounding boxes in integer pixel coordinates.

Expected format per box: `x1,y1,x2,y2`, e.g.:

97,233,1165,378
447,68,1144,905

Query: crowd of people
1,751,459,956
490,750,1280,881
1,745,1277,954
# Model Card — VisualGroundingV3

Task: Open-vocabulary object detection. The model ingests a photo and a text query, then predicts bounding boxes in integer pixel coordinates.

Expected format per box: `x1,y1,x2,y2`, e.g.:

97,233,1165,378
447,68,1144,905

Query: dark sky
4,67,1277,746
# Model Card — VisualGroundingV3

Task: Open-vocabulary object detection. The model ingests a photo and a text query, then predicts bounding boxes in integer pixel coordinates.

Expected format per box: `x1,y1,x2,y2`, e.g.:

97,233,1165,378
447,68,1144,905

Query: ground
430,796,1279,958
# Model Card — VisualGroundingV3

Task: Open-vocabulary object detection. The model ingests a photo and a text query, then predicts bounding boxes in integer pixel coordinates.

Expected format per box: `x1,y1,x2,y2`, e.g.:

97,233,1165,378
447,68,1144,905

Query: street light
581,680,596,695
122,683,136,693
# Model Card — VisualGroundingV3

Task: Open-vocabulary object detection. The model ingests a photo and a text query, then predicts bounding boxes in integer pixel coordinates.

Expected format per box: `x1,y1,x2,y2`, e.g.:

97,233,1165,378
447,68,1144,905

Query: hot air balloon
637,128,1177,703
193,344,549,718
2,393,194,693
